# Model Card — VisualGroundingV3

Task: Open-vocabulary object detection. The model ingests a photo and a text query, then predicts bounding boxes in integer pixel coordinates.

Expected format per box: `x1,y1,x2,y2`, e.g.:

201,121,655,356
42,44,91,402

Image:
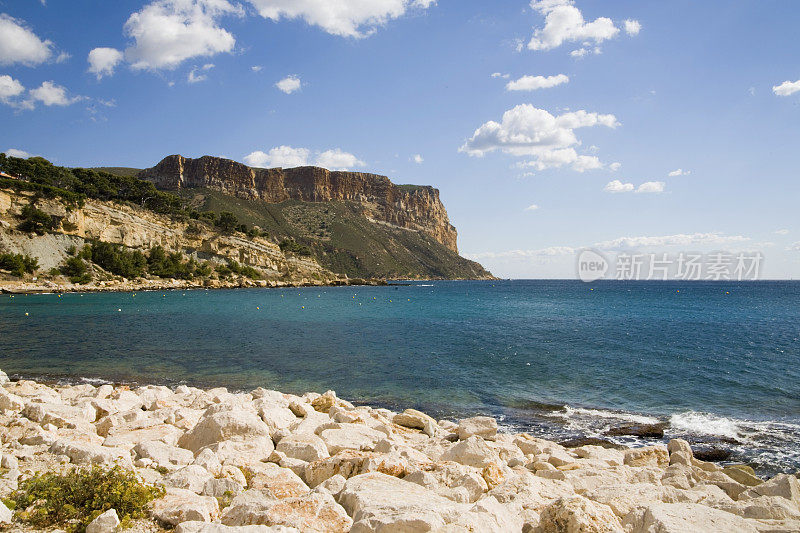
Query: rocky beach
0,371,798,532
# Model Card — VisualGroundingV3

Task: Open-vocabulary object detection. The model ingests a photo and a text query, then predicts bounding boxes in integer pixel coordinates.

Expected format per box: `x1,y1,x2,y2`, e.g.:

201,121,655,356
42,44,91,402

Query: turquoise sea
1,280,798,475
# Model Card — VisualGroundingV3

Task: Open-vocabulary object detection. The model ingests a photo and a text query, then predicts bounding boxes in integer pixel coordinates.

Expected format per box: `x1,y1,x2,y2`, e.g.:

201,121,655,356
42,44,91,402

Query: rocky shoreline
0,372,798,532
0,277,388,295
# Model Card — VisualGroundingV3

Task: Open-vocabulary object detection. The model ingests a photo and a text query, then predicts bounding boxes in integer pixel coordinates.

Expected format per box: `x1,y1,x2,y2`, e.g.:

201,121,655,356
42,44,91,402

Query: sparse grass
7,466,164,533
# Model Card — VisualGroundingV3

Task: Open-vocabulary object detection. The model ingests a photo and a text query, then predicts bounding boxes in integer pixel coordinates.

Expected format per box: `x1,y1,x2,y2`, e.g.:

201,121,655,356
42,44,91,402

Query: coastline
1,373,798,532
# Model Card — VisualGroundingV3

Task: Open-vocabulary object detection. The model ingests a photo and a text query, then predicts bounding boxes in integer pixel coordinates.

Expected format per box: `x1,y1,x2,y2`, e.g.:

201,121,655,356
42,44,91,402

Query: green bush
89,242,147,279
7,465,164,533
219,259,261,279
279,239,312,256
215,211,239,233
0,253,39,276
17,204,60,235
61,256,91,284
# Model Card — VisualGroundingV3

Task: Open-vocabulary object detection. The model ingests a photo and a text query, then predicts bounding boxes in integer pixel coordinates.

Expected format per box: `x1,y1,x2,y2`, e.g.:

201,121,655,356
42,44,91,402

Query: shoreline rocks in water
1,374,799,532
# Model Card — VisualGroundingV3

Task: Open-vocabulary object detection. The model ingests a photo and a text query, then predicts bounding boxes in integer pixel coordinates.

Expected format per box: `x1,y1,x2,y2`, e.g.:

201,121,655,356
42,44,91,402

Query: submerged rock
606,422,667,439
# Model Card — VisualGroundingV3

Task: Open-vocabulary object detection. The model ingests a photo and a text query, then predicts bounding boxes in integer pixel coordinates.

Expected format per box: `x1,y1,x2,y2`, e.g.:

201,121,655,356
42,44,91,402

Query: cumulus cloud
412,154,423,164
668,168,690,176
87,47,124,79
624,19,641,36
491,72,510,79
246,0,436,38
635,181,665,193
460,104,618,172
608,162,621,172
4,148,31,158
773,79,800,97
0,75,25,103
506,73,568,91
595,232,749,251
316,148,366,170
774,229,789,235
788,241,800,251
28,81,81,107
275,74,301,94
604,179,634,193
525,204,539,211
0,14,53,66
251,65,262,72
528,0,627,52
123,0,241,71
245,145,310,167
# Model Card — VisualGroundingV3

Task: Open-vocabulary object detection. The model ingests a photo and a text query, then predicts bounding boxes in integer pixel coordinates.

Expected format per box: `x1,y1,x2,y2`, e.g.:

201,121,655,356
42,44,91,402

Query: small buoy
256,306,260,310
726,291,730,295
301,306,305,309
25,312,29,316
117,308,122,312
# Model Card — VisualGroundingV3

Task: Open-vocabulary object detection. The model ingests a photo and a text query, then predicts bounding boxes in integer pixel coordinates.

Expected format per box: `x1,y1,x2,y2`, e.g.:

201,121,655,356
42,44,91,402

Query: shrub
0,253,38,277
7,465,164,533
17,204,59,235
61,256,91,284
215,211,239,233
279,239,312,256
89,241,147,279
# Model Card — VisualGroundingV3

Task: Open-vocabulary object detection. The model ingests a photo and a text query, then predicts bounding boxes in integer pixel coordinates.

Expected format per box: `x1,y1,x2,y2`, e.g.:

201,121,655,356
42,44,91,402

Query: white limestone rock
85,508,120,533
152,487,220,526
457,416,498,441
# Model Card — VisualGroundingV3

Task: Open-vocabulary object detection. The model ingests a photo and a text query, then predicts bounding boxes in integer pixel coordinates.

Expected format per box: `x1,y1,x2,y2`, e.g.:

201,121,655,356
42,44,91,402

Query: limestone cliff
139,155,459,253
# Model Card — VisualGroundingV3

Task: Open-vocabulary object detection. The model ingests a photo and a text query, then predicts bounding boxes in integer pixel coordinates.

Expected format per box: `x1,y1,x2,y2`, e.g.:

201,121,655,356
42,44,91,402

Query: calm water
1,280,799,474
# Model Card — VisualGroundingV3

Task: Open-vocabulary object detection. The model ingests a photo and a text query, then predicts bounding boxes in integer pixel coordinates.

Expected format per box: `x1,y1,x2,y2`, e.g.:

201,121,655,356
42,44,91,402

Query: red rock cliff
140,155,460,253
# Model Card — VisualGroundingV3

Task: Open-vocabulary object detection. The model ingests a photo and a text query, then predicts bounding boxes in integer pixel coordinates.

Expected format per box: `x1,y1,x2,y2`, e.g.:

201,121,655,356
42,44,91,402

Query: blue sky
1,0,799,278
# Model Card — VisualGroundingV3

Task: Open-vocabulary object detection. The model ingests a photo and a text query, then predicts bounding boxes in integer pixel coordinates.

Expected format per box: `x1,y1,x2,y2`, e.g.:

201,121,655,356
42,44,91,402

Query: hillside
139,155,493,280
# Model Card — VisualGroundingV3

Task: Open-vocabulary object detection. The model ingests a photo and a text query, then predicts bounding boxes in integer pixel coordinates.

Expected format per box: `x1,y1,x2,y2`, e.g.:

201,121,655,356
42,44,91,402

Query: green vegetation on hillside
0,253,39,277
6,466,163,533
90,167,143,177
180,188,491,279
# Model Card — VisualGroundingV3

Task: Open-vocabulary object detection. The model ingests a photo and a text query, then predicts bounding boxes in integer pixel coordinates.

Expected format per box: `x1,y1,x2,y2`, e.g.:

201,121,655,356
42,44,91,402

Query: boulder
715,495,800,520
276,434,329,462
22,402,96,427
133,441,195,468
49,439,133,468
103,424,184,448
457,416,498,441
584,483,692,517
0,389,25,412
440,436,500,468
205,437,275,466
393,408,437,430
222,490,351,532
338,472,466,532
741,474,800,504
0,369,8,385
166,465,215,494
724,466,763,487
203,477,245,498
247,463,310,500
319,424,385,455
536,495,623,533
257,404,298,433
152,487,221,526
622,502,758,533
0,501,11,524
489,469,576,512
605,423,667,439
623,446,669,468
179,410,272,453
85,509,120,533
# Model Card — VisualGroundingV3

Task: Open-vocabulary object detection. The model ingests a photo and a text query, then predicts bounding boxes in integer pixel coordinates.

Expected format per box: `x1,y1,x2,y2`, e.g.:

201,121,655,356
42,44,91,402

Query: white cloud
275,74,301,94
506,73,568,91
188,62,214,83
624,19,641,36
0,14,53,66
775,229,789,235
570,47,588,58
788,241,800,251
244,145,310,168
604,179,634,193
609,162,621,172
251,65,262,72
528,0,621,52
246,0,436,38
412,154,423,164
467,246,576,260
4,148,31,158
668,168,690,176
0,74,25,103
491,72,510,79
87,47,124,79
635,181,665,194
316,148,366,170
460,104,618,172
773,79,800,97
595,232,749,251
123,0,241,71
28,81,80,107
525,204,539,211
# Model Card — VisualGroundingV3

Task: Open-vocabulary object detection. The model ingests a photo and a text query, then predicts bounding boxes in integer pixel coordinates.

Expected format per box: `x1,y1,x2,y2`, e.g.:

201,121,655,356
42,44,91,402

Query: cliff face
139,155,459,253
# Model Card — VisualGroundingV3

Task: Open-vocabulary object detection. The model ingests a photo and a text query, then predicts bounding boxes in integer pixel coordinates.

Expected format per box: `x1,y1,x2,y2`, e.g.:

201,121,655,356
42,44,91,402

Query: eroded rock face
140,155,459,253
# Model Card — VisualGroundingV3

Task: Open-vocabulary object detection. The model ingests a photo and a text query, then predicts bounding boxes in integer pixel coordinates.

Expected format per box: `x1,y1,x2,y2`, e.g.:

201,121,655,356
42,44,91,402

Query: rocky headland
1,371,798,532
